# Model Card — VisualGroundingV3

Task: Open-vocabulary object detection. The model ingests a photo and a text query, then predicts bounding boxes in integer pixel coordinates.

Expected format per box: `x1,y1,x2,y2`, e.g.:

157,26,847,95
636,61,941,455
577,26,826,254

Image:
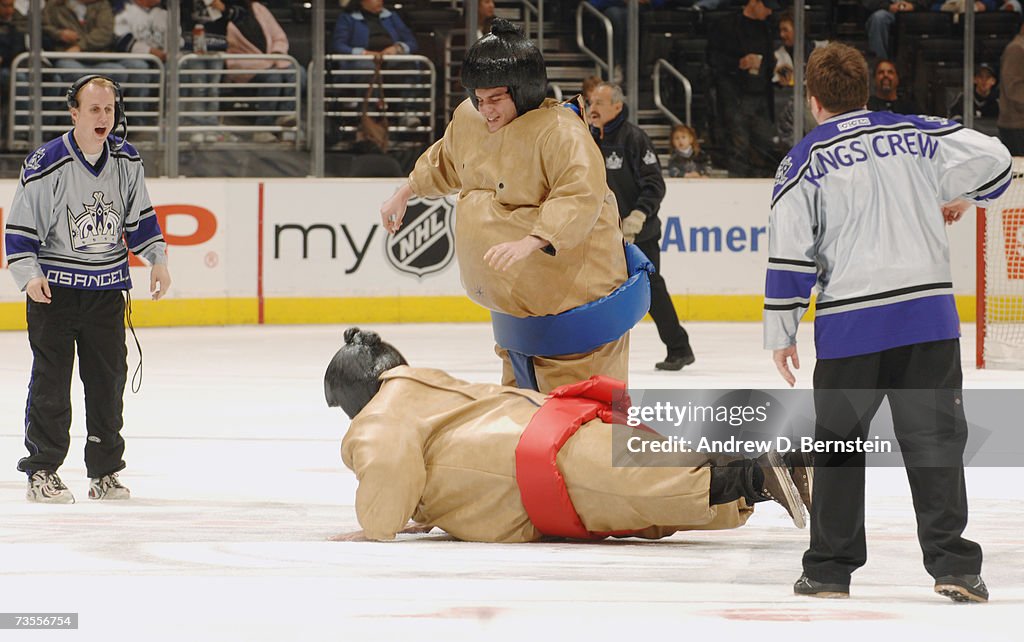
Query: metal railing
8,51,164,150
576,1,613,78
8,52,303,151
653,58,691,128
176,53,303,146
321,54,436,150
443,29,470,119
521,0,545,52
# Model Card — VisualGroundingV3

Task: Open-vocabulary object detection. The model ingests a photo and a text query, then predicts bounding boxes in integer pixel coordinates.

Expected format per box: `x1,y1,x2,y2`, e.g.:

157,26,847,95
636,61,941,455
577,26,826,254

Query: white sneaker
252,131,278,143
89,472,130,500
26,470,75,504
275,114,298,128
189,132,204,144
205,132,239,143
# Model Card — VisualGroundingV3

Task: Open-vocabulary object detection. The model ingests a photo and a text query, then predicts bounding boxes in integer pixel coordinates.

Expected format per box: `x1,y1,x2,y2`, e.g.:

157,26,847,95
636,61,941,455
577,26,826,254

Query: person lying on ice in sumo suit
326,328,812,543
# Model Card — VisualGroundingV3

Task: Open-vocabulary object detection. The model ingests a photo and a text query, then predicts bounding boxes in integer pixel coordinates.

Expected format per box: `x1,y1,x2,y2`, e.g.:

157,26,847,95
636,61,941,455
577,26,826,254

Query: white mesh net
982,157,1024,369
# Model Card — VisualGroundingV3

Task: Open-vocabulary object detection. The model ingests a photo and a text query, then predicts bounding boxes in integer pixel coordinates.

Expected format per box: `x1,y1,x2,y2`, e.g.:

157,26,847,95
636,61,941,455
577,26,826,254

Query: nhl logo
385,196,456,277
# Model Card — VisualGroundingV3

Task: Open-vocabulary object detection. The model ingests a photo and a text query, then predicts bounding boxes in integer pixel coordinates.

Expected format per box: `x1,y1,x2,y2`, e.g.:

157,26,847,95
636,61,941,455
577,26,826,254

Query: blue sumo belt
491,243,654,390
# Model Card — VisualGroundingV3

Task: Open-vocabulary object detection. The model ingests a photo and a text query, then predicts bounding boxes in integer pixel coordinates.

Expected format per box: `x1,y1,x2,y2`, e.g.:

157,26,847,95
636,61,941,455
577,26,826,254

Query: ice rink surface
1,322,1021,641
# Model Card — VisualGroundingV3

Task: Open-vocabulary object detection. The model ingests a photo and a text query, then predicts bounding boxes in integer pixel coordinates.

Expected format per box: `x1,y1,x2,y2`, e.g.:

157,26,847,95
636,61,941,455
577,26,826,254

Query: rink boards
0,178,981,329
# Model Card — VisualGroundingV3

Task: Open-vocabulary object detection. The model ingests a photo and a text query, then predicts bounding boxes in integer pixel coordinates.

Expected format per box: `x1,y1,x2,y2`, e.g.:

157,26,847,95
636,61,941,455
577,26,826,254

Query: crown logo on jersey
68,191,122,254
24,146,46,172
775,156,793,186
606,152,623,171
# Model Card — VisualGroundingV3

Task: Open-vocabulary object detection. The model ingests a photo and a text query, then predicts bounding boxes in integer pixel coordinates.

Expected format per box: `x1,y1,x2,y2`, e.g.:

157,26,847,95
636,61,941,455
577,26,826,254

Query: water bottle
192,24,207,54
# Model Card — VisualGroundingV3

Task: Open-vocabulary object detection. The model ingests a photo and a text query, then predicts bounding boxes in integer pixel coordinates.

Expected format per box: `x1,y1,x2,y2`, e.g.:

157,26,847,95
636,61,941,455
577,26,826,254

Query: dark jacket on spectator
43,0,114,52
332,8,418,55
707,10,774,99
868,93,918,114
589,105,667,243
181,0,247,52
667,149,710,178
0,7,26,67
949,86,1000,121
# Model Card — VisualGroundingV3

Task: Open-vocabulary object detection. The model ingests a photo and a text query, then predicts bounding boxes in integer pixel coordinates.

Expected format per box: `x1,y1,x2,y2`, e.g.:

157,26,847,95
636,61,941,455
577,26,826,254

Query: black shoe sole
655,356,695,371
794,589,849,599
935,585,988,603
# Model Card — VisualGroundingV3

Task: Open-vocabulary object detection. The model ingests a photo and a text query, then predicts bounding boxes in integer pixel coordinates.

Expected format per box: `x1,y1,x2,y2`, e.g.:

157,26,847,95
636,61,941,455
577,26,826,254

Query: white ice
1,322,1021,641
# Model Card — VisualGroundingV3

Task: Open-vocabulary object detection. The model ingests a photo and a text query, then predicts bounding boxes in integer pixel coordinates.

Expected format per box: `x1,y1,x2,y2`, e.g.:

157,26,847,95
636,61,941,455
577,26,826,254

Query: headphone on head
66,74,128,149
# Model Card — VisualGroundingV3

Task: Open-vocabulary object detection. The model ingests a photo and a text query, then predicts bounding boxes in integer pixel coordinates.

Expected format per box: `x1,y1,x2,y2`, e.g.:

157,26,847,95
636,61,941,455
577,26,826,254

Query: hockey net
977,157,1024,369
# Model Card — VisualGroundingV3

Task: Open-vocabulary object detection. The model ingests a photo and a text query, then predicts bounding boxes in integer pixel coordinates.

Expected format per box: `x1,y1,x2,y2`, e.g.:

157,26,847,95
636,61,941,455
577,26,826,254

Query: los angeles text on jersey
44,267,129,289
804,131,939,187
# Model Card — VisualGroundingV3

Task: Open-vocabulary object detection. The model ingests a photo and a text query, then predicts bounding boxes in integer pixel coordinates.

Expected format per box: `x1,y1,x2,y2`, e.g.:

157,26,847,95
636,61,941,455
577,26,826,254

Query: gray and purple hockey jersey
4,133,167,292
765,109,1012,359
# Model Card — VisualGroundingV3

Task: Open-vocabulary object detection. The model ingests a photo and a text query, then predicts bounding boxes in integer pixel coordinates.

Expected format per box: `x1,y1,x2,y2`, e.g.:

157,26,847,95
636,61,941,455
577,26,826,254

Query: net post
977,206,986,369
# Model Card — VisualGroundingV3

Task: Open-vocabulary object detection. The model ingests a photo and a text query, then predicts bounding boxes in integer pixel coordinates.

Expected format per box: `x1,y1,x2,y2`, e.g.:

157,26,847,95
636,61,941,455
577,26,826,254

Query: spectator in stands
867,59,918,113
949,63,999,123
666,124,709,178
113,0,166,111
332,0,423,130
588,82,696,371
773,10,823,144
0,0,26,91
707,0,781,177
226,0,303,143
331,0,418,57
475,0,495,40
43,0,124,83
115,0,167,63
0,0,25,136
181,0,247,143
930,1,996,12
43,0,114,57
588,0,667,83
863,1,926,62
998,20,1024,154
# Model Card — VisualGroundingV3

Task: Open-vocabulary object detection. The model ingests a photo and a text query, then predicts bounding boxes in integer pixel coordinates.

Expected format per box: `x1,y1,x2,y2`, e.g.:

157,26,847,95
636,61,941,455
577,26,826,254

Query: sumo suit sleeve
408,119,462,197
341,413,427,541
530,120,607,252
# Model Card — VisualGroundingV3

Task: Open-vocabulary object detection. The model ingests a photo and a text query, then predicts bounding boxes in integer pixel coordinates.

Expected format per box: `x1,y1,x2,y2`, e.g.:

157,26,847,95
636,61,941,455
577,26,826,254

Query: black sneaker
793,575,850,599
655,350,695,371
755,448,806,528
934,575,988,603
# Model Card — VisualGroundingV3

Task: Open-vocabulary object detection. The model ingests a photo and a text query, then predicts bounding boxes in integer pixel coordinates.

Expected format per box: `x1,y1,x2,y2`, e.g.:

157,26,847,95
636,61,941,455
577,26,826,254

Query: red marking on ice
712,608,899,622
384,606,504,621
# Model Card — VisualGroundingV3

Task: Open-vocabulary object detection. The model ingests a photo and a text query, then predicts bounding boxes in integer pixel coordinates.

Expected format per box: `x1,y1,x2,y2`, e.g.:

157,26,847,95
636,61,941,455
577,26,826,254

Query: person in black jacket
706,0,781,177
588,82,695,371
